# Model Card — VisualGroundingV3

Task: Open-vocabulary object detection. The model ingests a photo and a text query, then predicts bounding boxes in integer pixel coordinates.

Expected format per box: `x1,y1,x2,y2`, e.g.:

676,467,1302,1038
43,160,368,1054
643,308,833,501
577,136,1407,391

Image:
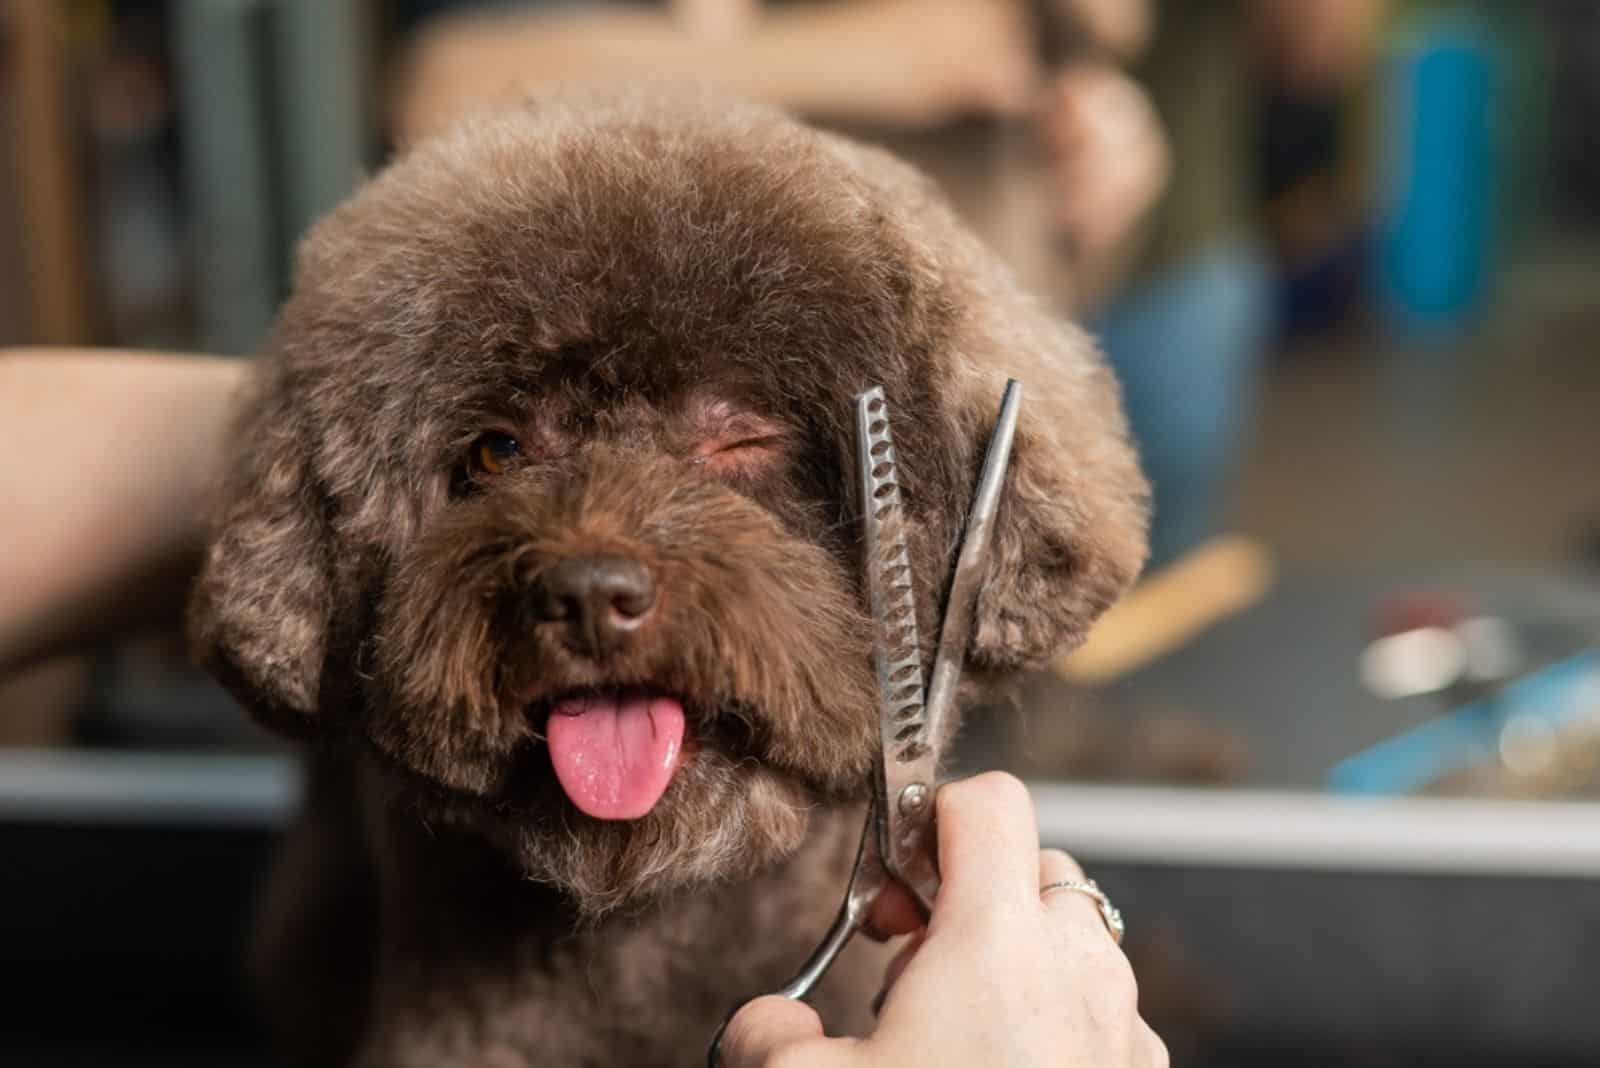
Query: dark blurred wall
1541,1,1600,229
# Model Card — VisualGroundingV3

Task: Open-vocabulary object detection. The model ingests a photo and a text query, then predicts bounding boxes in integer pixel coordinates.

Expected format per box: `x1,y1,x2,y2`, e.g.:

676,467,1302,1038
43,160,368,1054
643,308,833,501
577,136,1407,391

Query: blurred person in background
1094,0,1384,564
1254,0,1383,343
392,0,1169,310
1,0,1170,681
2,1,1387,681
393,0,1383,566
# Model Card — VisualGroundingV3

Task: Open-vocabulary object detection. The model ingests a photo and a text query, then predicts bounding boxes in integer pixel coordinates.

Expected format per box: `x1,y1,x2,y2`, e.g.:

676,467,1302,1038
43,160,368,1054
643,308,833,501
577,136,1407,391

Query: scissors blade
710,382,1024,1067
922,379,1023,757
856,387,940,910
856,381,1023,913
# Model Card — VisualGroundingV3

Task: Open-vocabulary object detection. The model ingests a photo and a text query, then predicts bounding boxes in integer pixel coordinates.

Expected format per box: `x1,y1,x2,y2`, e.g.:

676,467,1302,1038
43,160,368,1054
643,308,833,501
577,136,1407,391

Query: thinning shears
708,379,1022,1065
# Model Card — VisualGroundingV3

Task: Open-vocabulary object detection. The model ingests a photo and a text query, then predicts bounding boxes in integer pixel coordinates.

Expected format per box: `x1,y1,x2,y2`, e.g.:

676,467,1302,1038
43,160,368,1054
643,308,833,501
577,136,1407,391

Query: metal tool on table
1334,595,1600,796
707,379,1022,1066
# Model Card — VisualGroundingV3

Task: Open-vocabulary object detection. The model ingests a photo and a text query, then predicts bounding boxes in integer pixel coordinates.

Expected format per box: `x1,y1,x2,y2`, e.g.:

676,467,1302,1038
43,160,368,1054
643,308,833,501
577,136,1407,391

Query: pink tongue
546,694,685,820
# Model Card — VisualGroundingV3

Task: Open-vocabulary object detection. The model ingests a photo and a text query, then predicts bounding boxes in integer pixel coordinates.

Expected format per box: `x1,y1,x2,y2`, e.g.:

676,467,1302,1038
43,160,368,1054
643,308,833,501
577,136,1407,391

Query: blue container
1375,15,1500,335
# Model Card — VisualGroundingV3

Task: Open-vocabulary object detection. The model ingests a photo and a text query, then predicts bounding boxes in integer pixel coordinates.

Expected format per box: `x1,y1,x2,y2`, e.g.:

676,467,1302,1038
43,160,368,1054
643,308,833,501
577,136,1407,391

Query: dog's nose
533,555,657,657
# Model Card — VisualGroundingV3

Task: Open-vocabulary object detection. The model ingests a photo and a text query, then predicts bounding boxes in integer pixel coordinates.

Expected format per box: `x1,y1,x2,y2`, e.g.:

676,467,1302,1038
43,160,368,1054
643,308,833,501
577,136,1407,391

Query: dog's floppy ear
954,306,1149,672
831,136,1148,670
189,362,335,737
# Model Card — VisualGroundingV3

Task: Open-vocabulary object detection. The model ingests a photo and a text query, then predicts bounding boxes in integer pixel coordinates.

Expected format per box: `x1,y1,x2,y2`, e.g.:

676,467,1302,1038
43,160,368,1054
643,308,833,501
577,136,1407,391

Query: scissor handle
705,899,865,1067
707,804,887,1066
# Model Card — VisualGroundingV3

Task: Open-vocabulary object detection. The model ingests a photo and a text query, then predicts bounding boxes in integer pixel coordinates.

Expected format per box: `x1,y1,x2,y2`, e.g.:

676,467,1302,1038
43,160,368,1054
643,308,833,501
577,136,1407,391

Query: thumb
718,996,828,1068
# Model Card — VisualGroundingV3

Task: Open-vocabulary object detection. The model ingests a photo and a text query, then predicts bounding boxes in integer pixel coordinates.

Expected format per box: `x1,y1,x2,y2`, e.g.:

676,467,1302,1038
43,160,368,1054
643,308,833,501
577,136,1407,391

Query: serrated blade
856,387,938,909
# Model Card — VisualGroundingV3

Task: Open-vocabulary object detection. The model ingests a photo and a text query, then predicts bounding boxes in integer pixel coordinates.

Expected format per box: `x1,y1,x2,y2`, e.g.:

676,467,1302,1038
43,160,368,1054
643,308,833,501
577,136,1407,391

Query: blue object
1328,650,1600,796
1374,14,1501,336
1094,240,1273,567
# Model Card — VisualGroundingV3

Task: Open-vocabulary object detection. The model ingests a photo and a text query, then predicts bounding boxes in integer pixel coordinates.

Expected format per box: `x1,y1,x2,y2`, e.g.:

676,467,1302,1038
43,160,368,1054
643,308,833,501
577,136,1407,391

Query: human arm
0,349,244,678
394,0,1041,142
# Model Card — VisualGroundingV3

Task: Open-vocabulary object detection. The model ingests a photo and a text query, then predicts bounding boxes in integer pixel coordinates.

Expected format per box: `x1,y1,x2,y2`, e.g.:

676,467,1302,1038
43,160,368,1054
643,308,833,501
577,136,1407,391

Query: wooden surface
1062,535,1276,685
9,0,94,343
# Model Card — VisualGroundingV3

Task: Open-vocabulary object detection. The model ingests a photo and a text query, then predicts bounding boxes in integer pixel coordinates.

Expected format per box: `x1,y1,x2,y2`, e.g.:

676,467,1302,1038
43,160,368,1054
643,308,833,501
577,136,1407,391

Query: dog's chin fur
419,758,820,920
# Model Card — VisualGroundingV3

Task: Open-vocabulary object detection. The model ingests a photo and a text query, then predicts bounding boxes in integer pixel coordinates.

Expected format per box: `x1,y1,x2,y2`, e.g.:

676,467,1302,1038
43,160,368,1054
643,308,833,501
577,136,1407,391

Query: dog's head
190,87,1146,915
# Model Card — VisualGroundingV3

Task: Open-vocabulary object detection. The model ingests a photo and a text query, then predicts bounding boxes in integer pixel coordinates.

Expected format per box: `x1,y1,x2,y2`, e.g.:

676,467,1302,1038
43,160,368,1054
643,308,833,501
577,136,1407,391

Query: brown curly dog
189,85,1146,1067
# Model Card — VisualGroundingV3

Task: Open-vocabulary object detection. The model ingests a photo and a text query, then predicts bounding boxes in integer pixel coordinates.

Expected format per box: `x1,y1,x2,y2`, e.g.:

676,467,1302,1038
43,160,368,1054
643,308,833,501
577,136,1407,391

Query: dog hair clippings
708,378,1022,1065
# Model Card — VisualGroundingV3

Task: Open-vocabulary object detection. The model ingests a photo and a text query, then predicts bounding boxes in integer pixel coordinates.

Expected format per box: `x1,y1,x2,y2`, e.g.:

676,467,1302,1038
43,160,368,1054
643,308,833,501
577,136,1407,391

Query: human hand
1253,0,1385,91
1039,62,1170,259
1054,0,1154,59
719,772,1166,1068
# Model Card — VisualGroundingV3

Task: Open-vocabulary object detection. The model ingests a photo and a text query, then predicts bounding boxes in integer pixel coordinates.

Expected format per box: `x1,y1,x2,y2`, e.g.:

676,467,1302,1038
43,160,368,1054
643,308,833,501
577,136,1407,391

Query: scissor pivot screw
898,783,930,816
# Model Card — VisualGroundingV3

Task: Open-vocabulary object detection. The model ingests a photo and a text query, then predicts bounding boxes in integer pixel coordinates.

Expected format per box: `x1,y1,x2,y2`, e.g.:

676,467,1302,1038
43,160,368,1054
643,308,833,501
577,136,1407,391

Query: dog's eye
718,436,784,456
693,434,788,477
468,432,521,476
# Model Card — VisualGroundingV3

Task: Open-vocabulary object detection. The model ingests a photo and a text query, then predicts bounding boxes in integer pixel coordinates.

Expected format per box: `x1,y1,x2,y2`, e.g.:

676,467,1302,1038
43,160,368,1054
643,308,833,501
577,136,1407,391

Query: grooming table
4,569,1598,1065
1028,567,1600,1067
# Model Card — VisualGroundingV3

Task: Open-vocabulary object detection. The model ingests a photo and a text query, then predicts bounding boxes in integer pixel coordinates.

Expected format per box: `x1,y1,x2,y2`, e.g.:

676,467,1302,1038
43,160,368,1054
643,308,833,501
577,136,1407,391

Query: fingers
1038,849,1124,948
881,929,927,994
871,928,928,1015
1137,1021,1171,1068
717,997,825,1068
1060,0,1153,58
874,782,1165,1068
865,880,925,940
1042,63,1170,254
1037,846,1086,886
934,772,1040,918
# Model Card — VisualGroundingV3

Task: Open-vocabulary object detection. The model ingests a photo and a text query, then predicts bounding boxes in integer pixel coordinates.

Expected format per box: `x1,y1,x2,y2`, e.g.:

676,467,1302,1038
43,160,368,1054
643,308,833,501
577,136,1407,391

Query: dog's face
191,89,1146,916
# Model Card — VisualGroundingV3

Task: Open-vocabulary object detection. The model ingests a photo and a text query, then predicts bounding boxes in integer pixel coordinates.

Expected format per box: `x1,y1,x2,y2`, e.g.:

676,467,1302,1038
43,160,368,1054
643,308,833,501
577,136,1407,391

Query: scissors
708,379,1022,1066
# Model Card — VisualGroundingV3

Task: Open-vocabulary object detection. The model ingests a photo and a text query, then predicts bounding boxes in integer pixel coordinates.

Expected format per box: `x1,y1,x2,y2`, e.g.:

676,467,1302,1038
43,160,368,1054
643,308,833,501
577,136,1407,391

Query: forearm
729,3,974,126
0,349,245,677
395,2,1023,142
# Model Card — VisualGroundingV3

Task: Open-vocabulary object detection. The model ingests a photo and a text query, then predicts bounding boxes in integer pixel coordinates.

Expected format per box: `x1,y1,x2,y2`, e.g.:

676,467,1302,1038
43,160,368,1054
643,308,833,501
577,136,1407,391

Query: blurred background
2,0,1599,1064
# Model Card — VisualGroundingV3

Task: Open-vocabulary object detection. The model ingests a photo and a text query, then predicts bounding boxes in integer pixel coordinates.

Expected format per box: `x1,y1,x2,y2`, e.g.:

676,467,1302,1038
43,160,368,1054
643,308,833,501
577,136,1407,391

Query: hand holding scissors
714,771,1160,1068
707,379,1022,1064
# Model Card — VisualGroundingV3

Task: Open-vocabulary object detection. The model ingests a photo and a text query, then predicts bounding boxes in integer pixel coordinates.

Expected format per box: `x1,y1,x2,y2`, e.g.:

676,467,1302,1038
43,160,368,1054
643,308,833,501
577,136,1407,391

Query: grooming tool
1329,649,1600,796
707,380,1021,1065
1334,590,1600,796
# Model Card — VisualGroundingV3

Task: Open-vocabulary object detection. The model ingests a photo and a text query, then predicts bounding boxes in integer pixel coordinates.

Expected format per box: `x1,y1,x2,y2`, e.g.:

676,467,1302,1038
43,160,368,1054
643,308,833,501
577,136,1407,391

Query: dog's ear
828,136,1148,670
953,310,1149,672
188,363,335,737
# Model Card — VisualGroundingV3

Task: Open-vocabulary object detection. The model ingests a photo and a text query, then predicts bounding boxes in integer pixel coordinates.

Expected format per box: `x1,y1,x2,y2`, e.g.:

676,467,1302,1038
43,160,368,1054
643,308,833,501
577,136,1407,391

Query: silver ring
1040,878,1125,945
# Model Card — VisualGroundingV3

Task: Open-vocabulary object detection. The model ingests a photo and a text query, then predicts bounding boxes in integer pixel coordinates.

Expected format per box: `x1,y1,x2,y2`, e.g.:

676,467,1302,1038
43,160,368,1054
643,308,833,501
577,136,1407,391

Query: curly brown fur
190,84,1146,1066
